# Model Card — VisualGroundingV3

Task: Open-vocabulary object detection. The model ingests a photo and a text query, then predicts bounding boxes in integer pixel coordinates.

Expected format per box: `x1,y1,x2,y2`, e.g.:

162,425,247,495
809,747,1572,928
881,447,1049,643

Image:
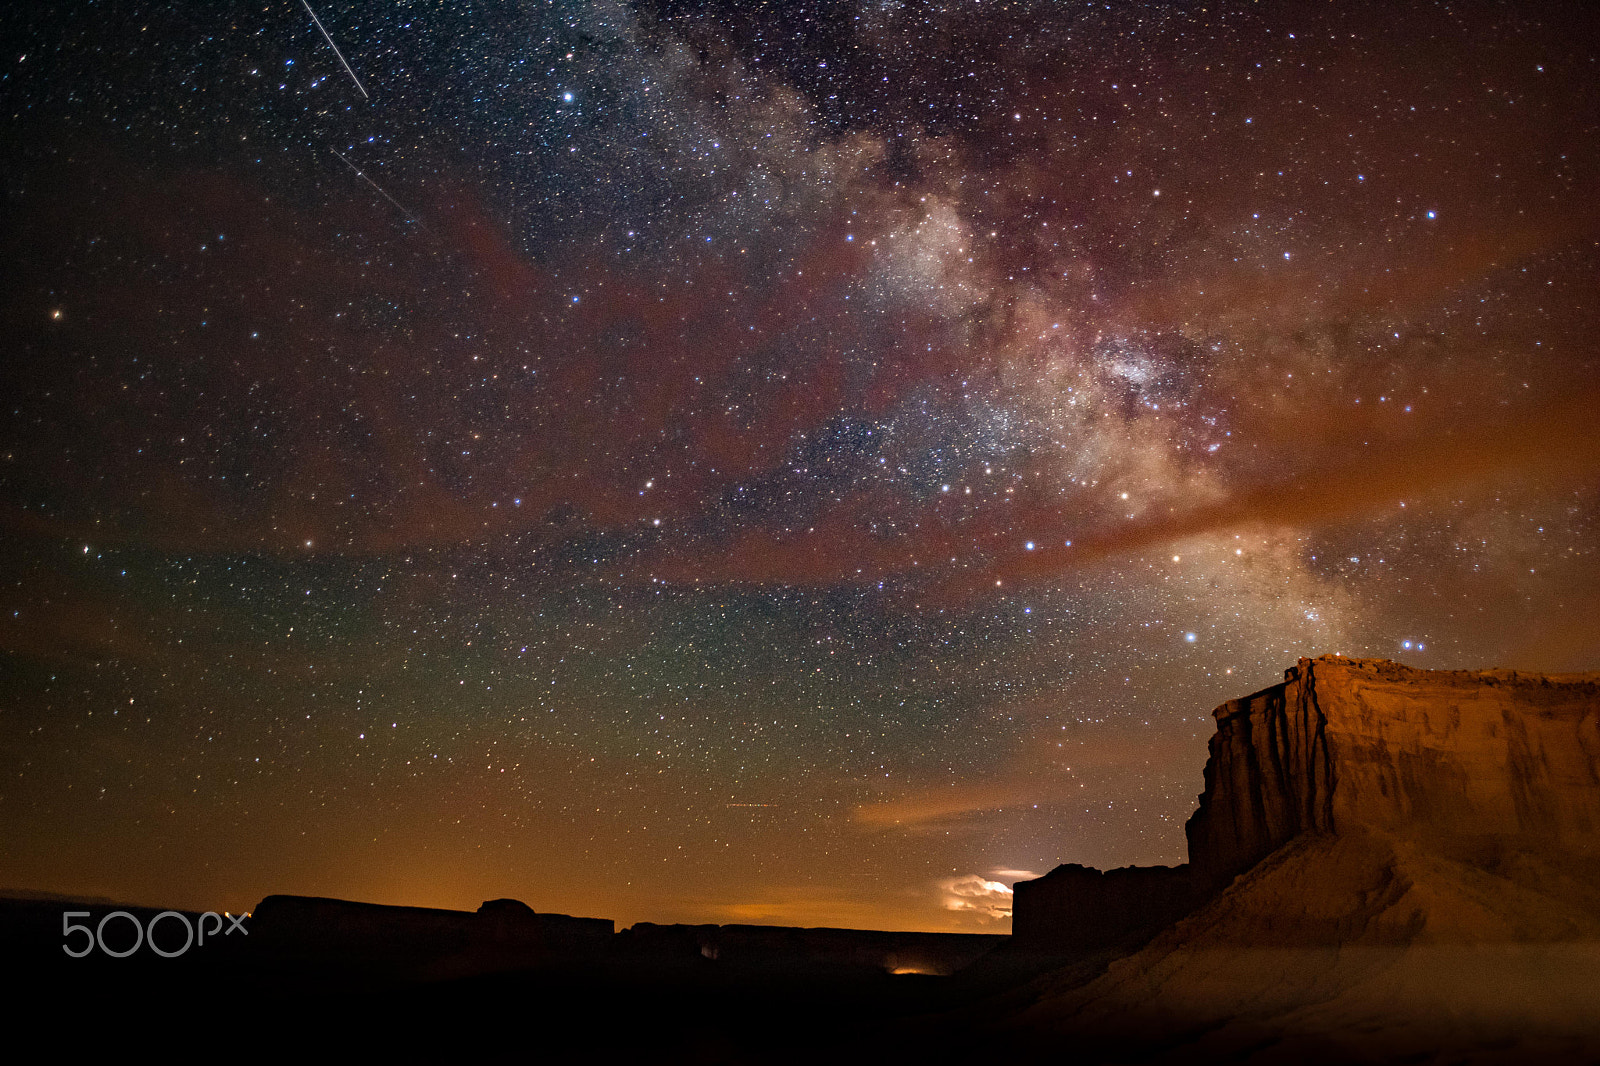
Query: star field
1,0,1598,930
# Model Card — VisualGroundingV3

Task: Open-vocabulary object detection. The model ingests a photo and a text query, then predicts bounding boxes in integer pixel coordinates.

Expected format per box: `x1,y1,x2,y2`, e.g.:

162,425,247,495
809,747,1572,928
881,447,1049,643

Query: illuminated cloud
939,874,1016,921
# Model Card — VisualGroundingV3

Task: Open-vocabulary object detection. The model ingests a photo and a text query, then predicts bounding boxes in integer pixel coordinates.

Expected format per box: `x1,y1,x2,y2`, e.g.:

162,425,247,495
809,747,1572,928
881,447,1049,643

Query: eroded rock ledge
1013,655,1600,952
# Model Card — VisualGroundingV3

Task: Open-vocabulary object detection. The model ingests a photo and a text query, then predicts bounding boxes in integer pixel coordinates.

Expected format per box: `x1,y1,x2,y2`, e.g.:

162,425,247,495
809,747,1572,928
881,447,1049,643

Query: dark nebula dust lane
1,0,1597,930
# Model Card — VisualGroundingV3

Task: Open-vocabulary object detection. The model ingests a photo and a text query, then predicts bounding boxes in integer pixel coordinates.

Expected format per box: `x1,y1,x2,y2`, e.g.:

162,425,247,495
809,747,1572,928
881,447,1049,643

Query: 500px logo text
62,910,248,958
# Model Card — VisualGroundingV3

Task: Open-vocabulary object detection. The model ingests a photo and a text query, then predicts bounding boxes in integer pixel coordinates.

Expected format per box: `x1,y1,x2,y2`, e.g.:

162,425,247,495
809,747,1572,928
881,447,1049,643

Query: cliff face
1185,656,1600,888
1013,656,1600,953
1010,657,1600,1059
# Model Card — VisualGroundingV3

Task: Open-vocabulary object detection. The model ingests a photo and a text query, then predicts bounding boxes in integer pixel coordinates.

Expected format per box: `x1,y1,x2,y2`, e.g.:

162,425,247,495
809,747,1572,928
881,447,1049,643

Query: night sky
2,1,1598,932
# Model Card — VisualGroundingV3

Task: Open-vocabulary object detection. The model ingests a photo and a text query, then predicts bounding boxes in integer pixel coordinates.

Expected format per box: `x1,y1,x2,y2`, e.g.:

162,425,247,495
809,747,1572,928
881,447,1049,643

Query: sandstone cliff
1185,656,1600,889
1015,655,1600,952
1008,656,1600,1062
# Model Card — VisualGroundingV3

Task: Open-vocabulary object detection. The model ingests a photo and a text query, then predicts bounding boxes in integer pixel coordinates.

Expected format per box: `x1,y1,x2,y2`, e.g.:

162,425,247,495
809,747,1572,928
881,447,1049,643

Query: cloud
928,386,1600,601
855,724,1207,830
855,782,1046,830
939,874,1014,921
698,884,969,932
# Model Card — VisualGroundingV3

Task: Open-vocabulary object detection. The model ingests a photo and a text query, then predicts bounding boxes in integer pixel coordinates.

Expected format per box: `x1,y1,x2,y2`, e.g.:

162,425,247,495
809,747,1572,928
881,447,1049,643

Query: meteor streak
330,149,422,227
301,0,369,99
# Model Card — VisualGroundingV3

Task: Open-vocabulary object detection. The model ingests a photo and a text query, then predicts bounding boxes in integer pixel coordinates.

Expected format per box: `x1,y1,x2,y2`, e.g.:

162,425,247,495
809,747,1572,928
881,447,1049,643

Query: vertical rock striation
1183,660,1337,888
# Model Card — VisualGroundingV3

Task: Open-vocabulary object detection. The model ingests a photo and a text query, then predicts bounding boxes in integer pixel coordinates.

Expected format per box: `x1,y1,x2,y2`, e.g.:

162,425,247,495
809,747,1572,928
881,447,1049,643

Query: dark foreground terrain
12,891,1599,1065
2,893,1046,1064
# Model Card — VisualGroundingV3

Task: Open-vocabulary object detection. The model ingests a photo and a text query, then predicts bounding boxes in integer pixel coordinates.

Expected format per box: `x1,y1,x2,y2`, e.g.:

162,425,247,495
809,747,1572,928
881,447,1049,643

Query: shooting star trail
330,149,422,227
301,0,369,99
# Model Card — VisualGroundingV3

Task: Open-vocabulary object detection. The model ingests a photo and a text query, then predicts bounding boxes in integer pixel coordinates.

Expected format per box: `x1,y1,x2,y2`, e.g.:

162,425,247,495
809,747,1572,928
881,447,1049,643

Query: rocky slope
1014,828,1600,1062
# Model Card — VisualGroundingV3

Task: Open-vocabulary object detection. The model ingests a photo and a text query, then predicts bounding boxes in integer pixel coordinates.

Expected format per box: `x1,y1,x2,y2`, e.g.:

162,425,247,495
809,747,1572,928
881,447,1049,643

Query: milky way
2,1,1597,930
